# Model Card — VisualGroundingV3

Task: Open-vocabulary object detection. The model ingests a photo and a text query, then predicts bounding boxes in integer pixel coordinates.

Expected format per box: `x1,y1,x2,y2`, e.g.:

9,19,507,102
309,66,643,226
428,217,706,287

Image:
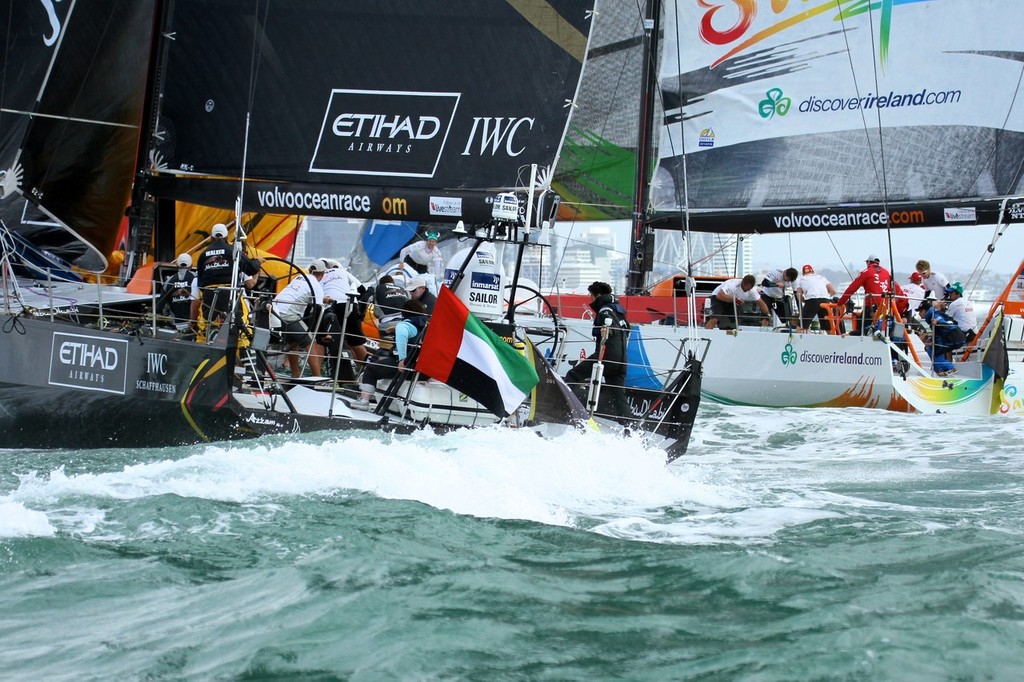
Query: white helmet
211,223,228,239
175,253,193,268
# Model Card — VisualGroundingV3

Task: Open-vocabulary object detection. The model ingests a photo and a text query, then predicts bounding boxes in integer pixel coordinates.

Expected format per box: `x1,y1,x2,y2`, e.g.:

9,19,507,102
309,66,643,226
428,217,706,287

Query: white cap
405,276,426,291
324,258,341,269
211,223,228,239
176,253,192,268
307,258,328,273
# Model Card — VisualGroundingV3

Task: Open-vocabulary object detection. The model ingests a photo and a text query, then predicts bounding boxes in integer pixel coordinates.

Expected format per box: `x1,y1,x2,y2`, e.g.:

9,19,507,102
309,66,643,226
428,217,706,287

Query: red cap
801,264,814,274
909,272,922,283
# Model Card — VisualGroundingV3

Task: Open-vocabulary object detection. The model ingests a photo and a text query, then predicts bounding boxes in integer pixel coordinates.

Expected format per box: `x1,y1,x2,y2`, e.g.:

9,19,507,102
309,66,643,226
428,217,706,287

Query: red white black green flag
416,286,539,418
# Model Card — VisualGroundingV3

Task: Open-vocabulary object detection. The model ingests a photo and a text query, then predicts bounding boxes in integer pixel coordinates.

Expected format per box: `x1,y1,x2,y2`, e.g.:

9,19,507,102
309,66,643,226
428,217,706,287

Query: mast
124,0,169,282
626,0,661,295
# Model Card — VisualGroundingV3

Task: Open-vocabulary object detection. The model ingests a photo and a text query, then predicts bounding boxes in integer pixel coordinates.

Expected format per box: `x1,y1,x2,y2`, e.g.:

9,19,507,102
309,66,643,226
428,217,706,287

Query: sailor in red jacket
836,255,907,335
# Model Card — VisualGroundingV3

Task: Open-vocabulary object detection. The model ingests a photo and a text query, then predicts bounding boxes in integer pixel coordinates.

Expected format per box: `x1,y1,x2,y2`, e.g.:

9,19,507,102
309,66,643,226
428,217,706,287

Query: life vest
927,308,967,349
405,313,427,346
592,298,631,340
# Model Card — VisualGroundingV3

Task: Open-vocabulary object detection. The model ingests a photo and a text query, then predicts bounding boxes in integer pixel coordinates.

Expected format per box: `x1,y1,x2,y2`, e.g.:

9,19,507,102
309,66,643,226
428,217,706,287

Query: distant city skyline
555,220,1024,280
296,218,1022,296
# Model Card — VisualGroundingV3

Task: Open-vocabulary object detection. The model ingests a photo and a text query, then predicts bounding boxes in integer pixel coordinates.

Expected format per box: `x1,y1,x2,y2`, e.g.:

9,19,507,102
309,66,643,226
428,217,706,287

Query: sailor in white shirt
399,230,445,280
318,259,369,368
903,271,927,311
915,259,950,299
759,267,799,326
794,264,837,331
941,281,979,343
271,259,327,377
705,275,771,330
319,259,361,303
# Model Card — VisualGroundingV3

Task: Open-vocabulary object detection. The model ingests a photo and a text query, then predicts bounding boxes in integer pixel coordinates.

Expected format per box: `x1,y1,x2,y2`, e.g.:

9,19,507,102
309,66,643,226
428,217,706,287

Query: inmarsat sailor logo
311,89,460,178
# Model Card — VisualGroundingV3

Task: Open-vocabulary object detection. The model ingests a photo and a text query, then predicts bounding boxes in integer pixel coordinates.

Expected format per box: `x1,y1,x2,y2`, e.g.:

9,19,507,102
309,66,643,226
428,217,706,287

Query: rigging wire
226,0,270,320
549,2,645,289
972,51,1024,205
666,1,698,337
975,62,1024,283
838,1,895,279
834,0,911,327
237,0,270,241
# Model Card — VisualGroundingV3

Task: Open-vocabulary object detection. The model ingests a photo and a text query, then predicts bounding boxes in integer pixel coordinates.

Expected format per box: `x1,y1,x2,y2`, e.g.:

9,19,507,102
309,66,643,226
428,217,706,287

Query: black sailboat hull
0,380,428,449
1,312,699,453
0,314,257,448
0,314,425,449
0,382,244,449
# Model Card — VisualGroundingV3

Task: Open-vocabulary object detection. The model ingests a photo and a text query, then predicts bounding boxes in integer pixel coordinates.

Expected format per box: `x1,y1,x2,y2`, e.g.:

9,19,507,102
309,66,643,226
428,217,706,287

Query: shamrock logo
759,87,792,120
781,343,797,366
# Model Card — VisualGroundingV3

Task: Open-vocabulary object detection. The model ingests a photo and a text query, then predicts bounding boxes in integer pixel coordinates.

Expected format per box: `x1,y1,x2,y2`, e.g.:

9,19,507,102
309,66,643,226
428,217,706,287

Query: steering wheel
503,281,563,354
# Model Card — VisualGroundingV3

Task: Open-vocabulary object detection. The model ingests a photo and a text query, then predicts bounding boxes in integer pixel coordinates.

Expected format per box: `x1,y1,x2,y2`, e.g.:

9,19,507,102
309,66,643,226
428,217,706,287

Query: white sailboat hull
546,319,1021,416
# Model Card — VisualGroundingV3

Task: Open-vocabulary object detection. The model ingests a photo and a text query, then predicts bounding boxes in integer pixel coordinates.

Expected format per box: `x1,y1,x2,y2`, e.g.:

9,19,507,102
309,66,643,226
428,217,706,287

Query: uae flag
417,286,539,417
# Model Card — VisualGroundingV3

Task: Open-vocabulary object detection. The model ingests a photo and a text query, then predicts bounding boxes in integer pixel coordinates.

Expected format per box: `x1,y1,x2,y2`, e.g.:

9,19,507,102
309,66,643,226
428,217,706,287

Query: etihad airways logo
312,89,459,178
49,332,129,394
311,89,537,178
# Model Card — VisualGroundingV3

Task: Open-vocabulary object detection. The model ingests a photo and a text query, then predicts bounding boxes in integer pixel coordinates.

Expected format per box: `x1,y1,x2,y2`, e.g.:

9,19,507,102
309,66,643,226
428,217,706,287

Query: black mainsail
0,0,156,272
142,0,594,235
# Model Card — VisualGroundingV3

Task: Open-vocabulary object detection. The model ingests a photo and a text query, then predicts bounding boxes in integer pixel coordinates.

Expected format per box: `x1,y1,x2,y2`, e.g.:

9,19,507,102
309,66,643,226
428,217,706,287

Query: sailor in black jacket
192,223,263,344
155,253,197,334
565,281,631,419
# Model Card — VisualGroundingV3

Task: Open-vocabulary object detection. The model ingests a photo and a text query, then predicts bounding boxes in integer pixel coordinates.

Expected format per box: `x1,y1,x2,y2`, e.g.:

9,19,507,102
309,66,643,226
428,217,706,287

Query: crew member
191,223,262,344
794,264,837,331
271,259,327,377
836,255,907,335
760,267,798,326
705,275,771,330
156,253,197,334
565,281,631,420
940,281,979,344
399,230,445,280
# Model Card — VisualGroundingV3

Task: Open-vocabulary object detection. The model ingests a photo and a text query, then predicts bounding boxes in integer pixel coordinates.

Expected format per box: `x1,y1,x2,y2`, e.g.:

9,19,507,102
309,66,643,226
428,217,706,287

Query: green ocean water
2,406,1023,681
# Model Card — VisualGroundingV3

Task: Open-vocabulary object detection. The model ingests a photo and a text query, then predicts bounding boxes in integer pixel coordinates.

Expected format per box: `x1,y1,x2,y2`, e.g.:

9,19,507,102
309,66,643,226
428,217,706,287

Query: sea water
2,405,1023,680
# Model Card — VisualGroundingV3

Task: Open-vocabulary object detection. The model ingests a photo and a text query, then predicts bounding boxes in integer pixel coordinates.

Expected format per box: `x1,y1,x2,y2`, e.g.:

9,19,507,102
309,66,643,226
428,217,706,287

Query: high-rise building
655,231,753,278
294,217,362,266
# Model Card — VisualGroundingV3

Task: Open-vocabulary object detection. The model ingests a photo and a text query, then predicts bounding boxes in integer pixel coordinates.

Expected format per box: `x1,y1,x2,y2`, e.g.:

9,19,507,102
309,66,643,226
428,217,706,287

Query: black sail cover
149,0,595,224
0,1,156,271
